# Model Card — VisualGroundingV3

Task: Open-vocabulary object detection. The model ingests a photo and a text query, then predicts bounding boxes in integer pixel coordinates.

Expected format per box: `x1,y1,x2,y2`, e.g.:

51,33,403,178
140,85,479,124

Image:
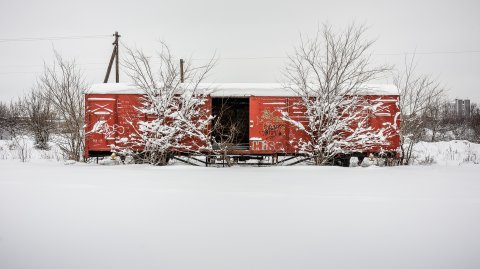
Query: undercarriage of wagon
87,148,399,167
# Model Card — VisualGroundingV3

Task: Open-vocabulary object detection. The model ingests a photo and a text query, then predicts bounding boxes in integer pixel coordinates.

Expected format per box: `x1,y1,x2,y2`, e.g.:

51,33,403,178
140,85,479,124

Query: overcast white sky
0,0,479,102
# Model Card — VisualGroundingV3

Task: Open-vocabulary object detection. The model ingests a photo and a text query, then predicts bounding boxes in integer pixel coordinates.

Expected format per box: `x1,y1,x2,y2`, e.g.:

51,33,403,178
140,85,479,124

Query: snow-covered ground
413,140,480,165
0,137,62,162
1,140,480,269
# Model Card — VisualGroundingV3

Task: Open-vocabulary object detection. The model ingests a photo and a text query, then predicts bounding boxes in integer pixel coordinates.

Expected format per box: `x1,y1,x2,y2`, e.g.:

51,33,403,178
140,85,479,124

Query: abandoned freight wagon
84,83,400,165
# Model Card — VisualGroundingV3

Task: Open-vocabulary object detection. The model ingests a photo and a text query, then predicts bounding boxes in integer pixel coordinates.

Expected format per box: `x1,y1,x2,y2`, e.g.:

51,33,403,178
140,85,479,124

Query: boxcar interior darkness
211,97,250,150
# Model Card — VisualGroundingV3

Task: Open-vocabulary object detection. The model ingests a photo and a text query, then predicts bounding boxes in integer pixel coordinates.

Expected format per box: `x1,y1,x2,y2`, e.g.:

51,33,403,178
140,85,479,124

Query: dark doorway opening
211,97,249,150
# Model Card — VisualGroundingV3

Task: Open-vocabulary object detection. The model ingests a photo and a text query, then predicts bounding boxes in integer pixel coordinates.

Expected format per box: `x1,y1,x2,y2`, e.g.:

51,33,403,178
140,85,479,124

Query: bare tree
422,97,447,142
38,52,86,161
283,23,392,165
22,90,56,149
394,56,445,164
118,42,216,165
0,101,10,139
471,103,480,143
0,100,27,139
0,100,31,162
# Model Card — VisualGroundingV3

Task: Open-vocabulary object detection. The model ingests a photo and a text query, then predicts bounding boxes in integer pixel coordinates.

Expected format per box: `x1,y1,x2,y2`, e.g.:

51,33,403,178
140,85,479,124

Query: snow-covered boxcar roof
85,83,399,96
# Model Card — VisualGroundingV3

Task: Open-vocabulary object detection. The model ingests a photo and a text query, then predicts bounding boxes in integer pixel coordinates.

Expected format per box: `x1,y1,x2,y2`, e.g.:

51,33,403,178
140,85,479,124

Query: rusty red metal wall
85,94,144,158
85,94,117,156
247,95,400,155
85,93,400,158
364,95,401,153
85,94,212,158
249,96,290,154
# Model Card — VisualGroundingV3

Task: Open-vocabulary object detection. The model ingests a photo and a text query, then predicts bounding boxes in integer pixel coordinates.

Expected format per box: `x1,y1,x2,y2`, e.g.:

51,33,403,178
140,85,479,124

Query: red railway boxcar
84,83,400,165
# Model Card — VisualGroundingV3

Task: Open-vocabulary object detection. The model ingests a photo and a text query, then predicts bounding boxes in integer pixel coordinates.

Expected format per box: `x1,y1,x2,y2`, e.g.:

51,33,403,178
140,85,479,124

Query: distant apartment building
448,99,471,118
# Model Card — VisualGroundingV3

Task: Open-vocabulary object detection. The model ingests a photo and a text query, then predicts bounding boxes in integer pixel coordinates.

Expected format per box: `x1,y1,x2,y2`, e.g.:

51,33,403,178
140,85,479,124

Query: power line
190,50,480,61
188,56,286,61
0,48,479,74
0,34,111,43
0,67,107,75
2,48,479,70
0,33,479,57
0,62,107,68
375,50,480,56
1,48,479,69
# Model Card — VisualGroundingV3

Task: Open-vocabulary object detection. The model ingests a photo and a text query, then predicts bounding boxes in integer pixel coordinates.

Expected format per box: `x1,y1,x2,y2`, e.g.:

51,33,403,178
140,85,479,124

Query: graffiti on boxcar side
259,109,286,138
251,140,284,151
263,123,285,137
88,120,125,140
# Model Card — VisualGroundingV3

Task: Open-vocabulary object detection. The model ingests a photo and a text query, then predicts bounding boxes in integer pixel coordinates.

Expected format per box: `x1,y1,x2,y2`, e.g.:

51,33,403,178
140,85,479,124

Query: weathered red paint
249,96,289,154
84,94,144,159
84,92,400,159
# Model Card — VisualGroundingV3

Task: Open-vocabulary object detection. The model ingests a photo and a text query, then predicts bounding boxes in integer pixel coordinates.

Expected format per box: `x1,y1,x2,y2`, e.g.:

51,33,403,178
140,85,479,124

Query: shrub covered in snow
283,23,392,165
110,42,216,166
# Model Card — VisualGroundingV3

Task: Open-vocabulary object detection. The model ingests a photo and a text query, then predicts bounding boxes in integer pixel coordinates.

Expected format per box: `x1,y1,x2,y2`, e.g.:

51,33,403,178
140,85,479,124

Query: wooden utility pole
104,31,121,83
180,58,185,83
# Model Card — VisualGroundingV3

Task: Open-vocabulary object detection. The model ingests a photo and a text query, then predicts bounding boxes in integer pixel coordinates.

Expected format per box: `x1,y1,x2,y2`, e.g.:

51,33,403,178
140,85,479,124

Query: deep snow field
1,139,480,269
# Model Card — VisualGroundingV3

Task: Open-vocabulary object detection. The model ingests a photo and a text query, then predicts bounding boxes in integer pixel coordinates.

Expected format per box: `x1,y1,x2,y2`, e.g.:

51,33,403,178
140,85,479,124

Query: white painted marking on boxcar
88,98,116,101
374,113,391,116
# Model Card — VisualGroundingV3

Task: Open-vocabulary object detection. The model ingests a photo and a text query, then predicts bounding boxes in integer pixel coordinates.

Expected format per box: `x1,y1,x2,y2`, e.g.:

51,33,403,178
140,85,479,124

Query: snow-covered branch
114,42,216,165
283,23,392,165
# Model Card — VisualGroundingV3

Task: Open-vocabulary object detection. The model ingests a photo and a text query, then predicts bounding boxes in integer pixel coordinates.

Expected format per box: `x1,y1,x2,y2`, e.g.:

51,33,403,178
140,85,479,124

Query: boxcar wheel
333,157,350,167
358,156,365,166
